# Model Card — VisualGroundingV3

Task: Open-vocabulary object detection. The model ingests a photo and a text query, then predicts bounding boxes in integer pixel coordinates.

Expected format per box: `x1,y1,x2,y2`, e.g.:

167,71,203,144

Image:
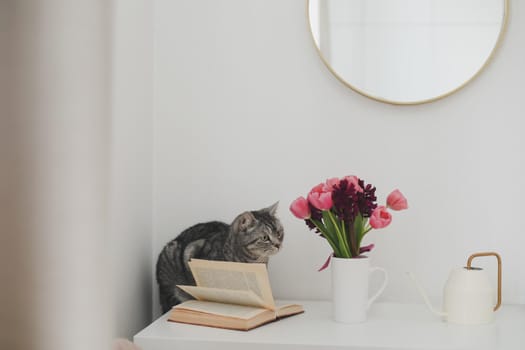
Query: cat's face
231,203,284,260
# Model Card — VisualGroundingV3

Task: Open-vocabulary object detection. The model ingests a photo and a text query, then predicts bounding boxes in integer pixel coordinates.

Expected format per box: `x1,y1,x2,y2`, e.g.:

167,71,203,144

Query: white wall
152,0,524,317
110,0,154,339
1,0,521,340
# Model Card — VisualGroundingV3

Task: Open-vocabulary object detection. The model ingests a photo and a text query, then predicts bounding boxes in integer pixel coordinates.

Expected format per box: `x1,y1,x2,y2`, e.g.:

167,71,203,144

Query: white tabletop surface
134,301,525,350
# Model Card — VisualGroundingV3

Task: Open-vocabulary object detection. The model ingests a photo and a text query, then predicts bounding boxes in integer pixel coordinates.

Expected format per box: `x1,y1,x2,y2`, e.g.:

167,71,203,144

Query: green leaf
311,218,342,257
322,211,337,239
354,214,365,247
325,211,351,258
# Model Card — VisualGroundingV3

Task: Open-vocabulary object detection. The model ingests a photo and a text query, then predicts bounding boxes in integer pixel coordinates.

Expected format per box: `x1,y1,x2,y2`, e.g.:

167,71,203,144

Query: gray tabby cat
156,202,284,313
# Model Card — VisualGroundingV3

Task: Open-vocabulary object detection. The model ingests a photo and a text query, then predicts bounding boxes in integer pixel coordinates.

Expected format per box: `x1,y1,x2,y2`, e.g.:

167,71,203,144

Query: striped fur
155,203,283,313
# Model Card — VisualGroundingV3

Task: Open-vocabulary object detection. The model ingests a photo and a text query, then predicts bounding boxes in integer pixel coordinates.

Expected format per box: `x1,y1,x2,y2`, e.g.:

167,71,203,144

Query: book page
178,285,268,309
174,300,270,320
188,259,275,309
275,302,304,318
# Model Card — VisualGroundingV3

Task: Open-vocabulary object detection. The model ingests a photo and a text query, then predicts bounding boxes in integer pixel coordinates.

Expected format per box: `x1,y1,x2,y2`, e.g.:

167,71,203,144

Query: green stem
348,222,358,257
357,222,372,248
340,218,350,257
326,211,351,258
310,219,342,257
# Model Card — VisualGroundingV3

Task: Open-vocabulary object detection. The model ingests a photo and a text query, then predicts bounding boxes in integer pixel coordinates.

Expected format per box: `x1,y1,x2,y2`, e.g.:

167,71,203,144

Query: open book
168,259,304,331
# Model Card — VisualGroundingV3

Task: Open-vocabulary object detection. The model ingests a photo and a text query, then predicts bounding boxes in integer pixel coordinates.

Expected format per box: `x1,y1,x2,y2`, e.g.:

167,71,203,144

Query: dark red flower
331,178,377,224
357,179,377,218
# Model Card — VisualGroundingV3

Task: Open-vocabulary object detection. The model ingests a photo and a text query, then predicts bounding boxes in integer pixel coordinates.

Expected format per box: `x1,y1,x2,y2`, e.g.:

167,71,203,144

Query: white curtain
1,1,113,349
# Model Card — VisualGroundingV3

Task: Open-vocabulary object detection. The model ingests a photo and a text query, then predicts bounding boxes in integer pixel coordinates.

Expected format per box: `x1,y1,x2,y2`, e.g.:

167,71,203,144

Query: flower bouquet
290,175,407,264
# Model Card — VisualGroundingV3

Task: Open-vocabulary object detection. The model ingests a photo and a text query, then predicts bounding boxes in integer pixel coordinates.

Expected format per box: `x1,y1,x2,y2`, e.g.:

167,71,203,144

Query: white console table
134,301,525,350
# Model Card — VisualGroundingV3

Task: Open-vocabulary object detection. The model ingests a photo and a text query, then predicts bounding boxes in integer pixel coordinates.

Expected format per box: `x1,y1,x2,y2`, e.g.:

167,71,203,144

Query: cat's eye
261,235,269,242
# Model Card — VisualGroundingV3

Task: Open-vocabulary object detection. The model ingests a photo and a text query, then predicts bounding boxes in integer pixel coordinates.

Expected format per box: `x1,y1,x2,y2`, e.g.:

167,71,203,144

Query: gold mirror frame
307,0,509,105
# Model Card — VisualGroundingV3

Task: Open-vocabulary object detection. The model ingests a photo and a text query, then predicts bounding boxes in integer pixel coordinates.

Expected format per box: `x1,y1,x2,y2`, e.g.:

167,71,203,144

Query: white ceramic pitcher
332,257,388,323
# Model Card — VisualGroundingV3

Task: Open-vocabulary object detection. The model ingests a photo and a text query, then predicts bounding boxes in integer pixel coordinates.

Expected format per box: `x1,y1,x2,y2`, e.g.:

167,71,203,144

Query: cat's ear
265,202,279,216
232,211,256,233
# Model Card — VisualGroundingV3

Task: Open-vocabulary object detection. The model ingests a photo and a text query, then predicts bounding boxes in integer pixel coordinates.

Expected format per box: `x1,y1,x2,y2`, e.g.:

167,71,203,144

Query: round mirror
308,0,508,105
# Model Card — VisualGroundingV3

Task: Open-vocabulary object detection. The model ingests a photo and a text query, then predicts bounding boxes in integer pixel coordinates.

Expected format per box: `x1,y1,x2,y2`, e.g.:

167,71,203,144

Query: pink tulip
307,183,333,210
325,175,363,192
289,196,311,219
369,206,392,229
325,177,341,190
386,189,408,211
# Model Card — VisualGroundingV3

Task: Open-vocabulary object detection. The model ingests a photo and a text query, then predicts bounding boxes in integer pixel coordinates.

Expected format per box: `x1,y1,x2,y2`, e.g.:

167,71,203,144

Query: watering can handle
467,252,502,311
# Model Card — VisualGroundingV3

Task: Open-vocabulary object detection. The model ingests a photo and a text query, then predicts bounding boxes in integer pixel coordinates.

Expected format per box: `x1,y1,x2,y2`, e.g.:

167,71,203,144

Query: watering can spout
407,272,447,317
